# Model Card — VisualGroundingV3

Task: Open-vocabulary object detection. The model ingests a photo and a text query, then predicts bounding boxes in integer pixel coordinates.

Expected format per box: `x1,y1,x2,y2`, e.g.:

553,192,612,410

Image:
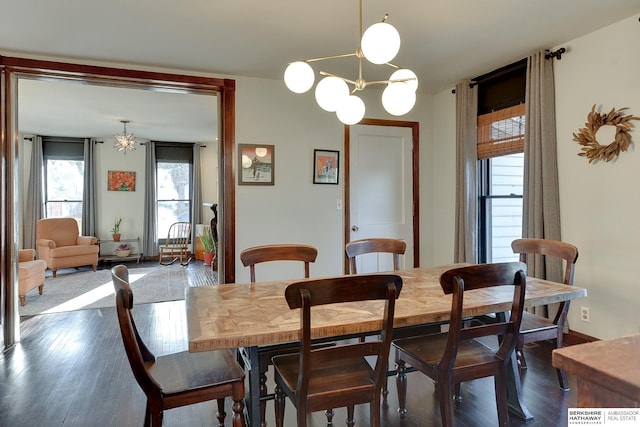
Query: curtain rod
451,47,566,94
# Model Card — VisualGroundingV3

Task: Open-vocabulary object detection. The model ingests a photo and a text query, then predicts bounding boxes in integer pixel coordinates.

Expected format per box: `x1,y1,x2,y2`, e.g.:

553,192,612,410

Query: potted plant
111,217,122,241
114,243,131,257
198,225,216,266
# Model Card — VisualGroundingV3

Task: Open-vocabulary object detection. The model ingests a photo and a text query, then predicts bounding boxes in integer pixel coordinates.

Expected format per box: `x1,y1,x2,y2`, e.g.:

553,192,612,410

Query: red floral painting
108,170,136,191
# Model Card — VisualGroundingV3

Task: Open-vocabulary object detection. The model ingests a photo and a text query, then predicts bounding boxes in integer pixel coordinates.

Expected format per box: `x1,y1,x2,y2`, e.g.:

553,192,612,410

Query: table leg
238,346,262,427
507,351,534,421
492,312,534,422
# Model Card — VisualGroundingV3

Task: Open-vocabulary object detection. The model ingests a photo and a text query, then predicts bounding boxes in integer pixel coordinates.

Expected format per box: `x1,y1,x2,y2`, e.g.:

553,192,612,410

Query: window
476,61,526,263
156,143,193,240
43,138,85,229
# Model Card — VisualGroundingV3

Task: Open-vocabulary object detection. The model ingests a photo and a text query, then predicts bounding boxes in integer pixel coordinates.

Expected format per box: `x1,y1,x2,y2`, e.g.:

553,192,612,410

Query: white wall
232,76,434,283
554,14,640,339
430,13,640,340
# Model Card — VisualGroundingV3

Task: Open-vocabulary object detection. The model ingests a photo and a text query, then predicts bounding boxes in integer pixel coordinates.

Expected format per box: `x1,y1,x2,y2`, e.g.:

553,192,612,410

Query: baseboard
564,329,598,346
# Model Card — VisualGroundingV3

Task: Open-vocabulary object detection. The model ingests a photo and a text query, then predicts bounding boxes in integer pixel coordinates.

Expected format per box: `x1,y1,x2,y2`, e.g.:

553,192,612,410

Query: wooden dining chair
239,243,318,426
345,237,408,396
240,243,318,282
393,262,527,427
511,238,579,390
345,237,407,274
271,274,403,427
111,265,246,427
158,222,192,266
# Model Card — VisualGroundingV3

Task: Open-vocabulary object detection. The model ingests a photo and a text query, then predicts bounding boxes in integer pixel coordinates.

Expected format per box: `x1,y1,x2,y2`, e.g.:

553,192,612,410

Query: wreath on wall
572,104,640,163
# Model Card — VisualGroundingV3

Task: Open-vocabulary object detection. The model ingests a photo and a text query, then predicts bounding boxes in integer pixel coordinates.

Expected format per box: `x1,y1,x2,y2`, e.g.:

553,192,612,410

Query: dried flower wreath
572,105,639,163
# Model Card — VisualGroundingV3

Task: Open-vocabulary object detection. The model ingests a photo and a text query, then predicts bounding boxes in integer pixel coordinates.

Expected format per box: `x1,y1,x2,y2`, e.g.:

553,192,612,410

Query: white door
349,124,414,272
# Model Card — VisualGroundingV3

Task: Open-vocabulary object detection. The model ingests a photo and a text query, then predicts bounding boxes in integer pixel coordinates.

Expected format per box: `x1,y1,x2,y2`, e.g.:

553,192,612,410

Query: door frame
343,118,420,273
0,56,237,348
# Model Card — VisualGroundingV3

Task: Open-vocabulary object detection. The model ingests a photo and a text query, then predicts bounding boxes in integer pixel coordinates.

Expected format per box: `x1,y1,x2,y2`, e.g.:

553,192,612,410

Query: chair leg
38,284,44,295
274,384,285,427
557,368,570,391
148,401,163,427
232,396,246,427
437,380,454,427
143,401,151,427
370,394,381,427
325,409,334,423
346,405,355,427
395,359,408,418
19,295,26,306
454,382,462,404
556,330,570,391
216,398,226,426
494,369,510,427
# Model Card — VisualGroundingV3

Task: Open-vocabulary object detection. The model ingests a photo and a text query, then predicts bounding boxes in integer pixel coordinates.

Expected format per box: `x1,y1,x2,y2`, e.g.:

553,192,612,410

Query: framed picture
107,170,136,191
313,149,339,184
238,144,275,185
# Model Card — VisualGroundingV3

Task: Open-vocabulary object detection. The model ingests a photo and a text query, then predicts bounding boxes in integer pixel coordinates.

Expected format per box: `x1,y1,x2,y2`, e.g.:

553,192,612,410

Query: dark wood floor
1,267,577,426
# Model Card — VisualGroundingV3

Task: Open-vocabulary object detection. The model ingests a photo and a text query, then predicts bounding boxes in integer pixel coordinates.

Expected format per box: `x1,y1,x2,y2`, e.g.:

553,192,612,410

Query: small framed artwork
313,149,339,184
238,144,275,185
108,170,136,191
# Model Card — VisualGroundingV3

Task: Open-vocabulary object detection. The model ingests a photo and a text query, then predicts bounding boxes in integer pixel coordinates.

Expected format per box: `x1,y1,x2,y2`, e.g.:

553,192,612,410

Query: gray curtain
523,51,563,285
454,80,478,263
82,138,97,236
192,143,203,245
143,141,158,257
24,136,44,249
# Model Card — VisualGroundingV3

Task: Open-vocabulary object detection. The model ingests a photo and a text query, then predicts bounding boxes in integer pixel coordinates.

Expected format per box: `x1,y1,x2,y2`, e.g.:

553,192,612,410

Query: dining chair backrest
240,244,318,282
345,238,406,274
511,238,578,322
112,265,158,395
284,274,402,412
438,262,527,372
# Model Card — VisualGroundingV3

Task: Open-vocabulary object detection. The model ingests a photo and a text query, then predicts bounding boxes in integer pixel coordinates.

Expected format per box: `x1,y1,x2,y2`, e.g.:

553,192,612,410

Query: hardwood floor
1,265,577,426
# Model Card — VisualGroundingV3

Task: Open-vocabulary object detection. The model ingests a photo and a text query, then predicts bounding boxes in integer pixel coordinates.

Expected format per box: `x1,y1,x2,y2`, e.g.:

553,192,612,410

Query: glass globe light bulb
242,154,252,169
389,69,418,92
361,22,401,65
315,76,350,112
284,61,315,93
336,95,365,125
382,82,416,116
255,147,267,157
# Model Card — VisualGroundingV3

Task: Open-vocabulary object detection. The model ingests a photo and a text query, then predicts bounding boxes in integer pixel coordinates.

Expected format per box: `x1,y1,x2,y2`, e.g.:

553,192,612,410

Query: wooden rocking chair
158,222,192,266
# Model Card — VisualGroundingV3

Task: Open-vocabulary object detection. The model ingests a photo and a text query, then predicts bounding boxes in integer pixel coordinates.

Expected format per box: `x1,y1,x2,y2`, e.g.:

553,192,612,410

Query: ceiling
2,0,640,141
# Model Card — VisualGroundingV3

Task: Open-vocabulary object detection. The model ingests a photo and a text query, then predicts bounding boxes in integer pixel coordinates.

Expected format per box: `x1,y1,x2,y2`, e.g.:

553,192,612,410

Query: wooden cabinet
98,237,142,264
552,334,640,408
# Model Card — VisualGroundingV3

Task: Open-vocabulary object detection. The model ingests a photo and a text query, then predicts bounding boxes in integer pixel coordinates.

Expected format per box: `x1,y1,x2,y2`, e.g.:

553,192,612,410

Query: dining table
186,264,587,427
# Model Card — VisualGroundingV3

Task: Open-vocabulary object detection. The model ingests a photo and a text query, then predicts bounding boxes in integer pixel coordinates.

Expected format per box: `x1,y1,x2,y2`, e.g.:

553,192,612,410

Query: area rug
19,263,216,316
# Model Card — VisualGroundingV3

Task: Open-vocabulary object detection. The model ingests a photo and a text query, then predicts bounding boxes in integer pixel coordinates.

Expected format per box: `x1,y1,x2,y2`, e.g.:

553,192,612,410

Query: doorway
0,56,237,348
343,118,420,273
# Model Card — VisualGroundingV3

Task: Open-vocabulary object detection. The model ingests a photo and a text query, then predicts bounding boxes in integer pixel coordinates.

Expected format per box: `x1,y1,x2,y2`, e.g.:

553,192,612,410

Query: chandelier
284,0,418,125
114,120,136,153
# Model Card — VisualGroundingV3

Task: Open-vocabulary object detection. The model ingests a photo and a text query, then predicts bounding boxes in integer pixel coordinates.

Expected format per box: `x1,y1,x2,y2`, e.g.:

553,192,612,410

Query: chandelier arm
296,52,357,64
319,71,358,86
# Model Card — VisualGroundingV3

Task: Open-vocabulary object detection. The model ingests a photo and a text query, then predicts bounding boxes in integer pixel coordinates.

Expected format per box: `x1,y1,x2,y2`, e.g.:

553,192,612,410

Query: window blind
477,103,525,160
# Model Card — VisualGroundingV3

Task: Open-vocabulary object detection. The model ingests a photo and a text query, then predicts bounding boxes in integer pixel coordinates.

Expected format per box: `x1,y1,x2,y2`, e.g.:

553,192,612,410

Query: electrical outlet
336,199,343,210
580,306,590,323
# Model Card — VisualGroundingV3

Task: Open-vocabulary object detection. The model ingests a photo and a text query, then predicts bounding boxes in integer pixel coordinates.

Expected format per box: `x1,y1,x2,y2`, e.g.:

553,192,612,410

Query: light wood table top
186,265,587,352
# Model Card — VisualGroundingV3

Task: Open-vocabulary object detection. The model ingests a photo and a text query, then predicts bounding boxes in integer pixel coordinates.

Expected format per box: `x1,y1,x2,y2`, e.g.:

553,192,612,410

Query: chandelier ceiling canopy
284,0,418,125
114,120,136,154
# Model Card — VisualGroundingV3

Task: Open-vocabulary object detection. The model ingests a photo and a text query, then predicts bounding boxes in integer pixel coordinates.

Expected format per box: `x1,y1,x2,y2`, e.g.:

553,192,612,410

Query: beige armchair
36,218,99,277
18,249,47,306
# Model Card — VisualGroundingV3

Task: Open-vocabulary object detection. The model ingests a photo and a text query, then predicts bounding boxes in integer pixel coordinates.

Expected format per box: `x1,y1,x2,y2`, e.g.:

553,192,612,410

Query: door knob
351,225,359,231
